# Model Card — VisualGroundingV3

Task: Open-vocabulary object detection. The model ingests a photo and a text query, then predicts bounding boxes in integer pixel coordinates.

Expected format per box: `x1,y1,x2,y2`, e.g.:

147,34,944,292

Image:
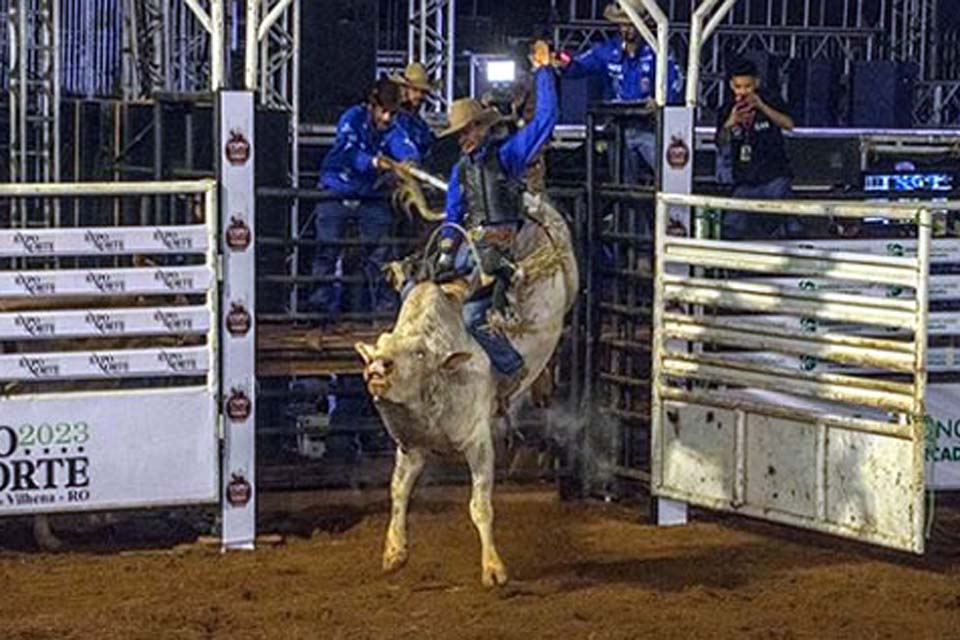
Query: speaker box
301,0,377,123
851,61,917,128
787,58,842,127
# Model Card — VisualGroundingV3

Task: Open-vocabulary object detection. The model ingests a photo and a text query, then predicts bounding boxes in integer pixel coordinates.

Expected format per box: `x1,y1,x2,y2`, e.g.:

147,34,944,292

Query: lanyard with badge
734,97,757,164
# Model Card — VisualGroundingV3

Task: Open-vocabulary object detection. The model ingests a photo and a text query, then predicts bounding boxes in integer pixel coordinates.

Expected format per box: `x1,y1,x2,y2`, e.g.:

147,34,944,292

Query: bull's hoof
33,516,63,551
481,561,509,587
382,547,408,572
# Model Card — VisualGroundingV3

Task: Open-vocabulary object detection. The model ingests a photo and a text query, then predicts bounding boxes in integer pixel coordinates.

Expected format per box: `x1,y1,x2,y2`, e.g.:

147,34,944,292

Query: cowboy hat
438,98,503,138
389,62,436,94
603,3,639,25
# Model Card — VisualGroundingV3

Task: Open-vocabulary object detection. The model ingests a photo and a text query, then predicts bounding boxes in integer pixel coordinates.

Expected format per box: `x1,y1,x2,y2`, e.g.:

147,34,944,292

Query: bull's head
355,334,472,406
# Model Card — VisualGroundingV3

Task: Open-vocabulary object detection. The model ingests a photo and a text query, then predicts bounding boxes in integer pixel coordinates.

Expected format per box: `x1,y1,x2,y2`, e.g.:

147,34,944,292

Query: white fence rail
0,180,221,517
651,192,947,553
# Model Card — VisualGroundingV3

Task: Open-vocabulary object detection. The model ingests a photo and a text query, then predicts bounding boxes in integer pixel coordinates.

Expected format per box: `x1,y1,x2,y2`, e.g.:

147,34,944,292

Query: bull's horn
355,342,377,365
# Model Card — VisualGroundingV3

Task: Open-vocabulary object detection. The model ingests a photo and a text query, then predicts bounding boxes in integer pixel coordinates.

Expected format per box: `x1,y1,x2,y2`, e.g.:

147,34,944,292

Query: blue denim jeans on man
722,176,798,240
399,242,524,377
309,198,395,316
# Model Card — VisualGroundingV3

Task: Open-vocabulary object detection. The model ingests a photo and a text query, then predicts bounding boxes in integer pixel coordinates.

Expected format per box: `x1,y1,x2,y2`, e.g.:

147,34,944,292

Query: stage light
485,60,516,84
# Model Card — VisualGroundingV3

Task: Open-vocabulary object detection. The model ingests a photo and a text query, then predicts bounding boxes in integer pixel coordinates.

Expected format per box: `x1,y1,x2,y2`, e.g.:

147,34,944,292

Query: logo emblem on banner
226,303,252,336
13,232,54,254
226,388,252,421
226,472,252,507
226,216,252,251
666,136,690,170
225,130,251,166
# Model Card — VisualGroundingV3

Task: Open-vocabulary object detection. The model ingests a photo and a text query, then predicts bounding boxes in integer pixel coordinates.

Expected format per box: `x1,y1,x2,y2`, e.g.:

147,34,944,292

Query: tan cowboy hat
603,3,640,24
438,98,503,138
390,62,436,94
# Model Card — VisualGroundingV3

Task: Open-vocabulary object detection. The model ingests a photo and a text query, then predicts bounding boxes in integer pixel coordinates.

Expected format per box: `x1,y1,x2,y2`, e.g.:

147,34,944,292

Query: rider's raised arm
563,40,611,81
497,66,559,181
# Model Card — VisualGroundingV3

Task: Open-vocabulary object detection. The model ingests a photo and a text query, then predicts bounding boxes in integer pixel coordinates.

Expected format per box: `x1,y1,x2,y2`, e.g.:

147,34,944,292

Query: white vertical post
210,0,225,88
219,91,257,550
653,105,696,526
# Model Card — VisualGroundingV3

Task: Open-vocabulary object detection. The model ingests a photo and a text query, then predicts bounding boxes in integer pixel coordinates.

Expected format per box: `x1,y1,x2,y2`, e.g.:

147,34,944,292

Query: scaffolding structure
550,0,957,126
120,0,220,99
407,0,455,110
6,0,61,226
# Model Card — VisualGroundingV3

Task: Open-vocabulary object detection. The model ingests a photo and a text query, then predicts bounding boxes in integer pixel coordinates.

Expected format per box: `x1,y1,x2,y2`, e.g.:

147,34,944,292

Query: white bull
355,196,578,586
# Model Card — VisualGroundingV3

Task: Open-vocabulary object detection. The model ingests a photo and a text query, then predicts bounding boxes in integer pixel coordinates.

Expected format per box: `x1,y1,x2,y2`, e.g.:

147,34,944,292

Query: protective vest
458,139,523,228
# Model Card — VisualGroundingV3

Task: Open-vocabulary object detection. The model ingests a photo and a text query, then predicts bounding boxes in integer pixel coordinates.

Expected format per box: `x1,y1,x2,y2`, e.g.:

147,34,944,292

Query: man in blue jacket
390,62,437,161
560,3,683,181
435,41,558,404
310,77,420,317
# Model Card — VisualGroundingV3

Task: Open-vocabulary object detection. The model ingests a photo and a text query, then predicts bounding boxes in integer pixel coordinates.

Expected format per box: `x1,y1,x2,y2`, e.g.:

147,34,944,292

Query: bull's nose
366,358,394,379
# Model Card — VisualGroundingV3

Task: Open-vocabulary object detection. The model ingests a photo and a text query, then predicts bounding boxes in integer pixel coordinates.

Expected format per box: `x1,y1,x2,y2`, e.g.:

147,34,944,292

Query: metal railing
0,179,221,516
649,192,952,552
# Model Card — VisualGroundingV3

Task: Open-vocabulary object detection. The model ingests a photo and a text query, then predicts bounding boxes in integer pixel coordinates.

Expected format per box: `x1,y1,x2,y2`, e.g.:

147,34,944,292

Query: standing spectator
309,78,420,318
716,59,797,239
389,62,437,161
558,2,683,181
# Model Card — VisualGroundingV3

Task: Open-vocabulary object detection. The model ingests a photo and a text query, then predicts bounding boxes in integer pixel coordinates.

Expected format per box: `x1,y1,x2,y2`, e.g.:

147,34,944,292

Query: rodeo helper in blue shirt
564,36,683,104
443,66,559,231
392,109,436,160
320,105,421,198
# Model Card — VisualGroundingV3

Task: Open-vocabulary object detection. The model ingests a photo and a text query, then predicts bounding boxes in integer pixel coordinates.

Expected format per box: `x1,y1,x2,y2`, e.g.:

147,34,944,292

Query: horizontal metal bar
663,315,915,373
0,306,210,340
0,346,211,381
662,274,919,310
668,237,918,270
664,242,920,288
599,336,651,353
662,312,914,353
716,310,960,338
660,354,916,413
658,192,960,216
598,372,650,388
663,278,917,330
256,186,368,201
0,225,209,258
257,236,417,248
764,238,960,264
0,180,216,197
658,386,913,440
598,302,651,318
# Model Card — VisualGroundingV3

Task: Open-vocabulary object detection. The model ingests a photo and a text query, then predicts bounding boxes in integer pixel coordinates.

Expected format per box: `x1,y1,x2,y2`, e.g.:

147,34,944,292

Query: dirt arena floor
2,486,960,640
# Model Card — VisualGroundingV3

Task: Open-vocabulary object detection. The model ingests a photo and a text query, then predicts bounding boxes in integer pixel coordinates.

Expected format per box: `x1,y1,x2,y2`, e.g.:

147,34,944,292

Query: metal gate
650,192,943,553
0,180,220,516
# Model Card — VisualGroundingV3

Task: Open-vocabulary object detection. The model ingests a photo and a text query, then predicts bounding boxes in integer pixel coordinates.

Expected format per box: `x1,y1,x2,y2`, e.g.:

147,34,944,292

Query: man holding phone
716,59,796,239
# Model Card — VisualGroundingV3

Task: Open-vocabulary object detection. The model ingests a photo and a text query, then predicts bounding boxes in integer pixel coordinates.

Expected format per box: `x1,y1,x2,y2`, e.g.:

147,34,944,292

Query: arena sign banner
0,388,218,515
0,225,208,257
925,384,960,490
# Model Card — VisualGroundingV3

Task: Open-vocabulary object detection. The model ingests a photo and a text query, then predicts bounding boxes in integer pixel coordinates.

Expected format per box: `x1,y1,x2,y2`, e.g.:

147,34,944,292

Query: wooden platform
256,322,387,377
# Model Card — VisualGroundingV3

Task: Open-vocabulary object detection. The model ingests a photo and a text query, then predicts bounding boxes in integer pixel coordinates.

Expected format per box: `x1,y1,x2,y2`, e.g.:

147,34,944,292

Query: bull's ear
355,342,377,365
442,351,472,371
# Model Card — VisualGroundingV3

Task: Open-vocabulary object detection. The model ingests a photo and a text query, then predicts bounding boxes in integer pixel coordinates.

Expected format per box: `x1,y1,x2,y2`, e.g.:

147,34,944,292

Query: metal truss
554,0,956,126
62,0,123,97
121,0,224,99
244,0,300,310
887,0,938,80
7,0,61,226
912,80,960,127
376,48,406,80
407,0,454,111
